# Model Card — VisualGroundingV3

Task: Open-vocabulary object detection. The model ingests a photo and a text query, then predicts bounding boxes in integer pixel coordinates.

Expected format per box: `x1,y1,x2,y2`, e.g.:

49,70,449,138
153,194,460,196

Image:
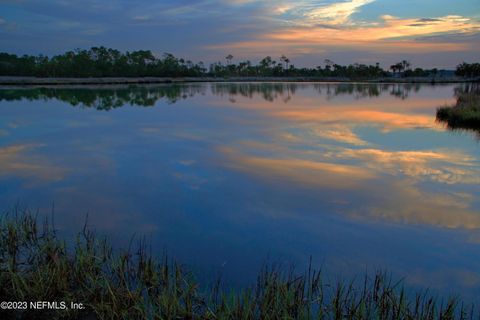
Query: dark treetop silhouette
1,46,474,79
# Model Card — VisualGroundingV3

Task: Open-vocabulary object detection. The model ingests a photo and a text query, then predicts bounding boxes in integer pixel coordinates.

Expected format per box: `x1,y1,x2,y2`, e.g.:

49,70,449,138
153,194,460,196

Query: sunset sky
1,0,479,68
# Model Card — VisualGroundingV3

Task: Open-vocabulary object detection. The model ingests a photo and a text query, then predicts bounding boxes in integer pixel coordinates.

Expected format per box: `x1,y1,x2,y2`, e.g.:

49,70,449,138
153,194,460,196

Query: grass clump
436,91,480,131
0,210,476,319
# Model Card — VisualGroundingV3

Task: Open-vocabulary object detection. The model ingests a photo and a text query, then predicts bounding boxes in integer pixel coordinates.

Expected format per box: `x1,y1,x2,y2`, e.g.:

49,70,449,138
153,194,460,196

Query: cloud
219,146,376,189
219,139,480,229
337,148,480,185
0,144,67,184
1,0,478,67
304,0,376,25
273,109,437,131
417,18,442,23
312,126,369,145
267,19,471,45
226,0,259,5
360,181,480,229
0,16,17,31
207,14,479,56
406,268,480,291
126,0,226,25
218,142,480,230
207,83,480,230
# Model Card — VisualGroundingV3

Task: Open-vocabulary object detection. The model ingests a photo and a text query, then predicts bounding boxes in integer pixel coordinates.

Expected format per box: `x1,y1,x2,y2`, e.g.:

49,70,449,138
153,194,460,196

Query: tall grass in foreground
0,211,476,319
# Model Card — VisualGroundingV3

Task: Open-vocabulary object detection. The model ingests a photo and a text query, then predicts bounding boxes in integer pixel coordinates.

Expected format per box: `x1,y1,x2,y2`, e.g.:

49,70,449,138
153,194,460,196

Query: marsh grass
436,92,480,132
0,209,476,319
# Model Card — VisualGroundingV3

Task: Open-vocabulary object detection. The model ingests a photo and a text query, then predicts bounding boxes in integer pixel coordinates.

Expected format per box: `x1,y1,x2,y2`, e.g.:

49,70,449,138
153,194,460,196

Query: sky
0,0,479,68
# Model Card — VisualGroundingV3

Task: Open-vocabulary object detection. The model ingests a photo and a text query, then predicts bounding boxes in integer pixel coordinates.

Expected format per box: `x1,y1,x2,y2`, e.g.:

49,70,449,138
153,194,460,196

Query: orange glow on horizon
206,14,479,56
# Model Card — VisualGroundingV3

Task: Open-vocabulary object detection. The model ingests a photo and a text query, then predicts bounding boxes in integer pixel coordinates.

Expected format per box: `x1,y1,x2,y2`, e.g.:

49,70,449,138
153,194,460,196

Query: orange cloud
273,109,437,131
218,144,480,229
312,125,369,145
337,148,480,185
0,144,67,184
360,180,480,229
207,14,479,55
219,146,376,189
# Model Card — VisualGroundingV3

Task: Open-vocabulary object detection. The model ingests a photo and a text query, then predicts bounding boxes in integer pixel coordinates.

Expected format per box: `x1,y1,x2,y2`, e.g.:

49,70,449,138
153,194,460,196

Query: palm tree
390,64,398,76
225,54,233,65
401,60,411,72
324,59,334,72
390,62,404,76
280,55,290,70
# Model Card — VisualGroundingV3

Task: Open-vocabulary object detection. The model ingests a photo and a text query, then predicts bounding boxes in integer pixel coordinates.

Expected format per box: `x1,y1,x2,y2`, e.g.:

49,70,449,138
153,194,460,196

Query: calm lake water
1,82,479,298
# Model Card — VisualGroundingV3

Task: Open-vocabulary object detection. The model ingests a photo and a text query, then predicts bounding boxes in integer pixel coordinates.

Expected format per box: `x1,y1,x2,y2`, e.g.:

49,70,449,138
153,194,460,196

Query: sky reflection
0,83,479,299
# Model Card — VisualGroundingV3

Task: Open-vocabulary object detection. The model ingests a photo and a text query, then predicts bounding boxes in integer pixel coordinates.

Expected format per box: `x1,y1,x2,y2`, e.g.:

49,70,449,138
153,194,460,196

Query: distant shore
0,76,478,86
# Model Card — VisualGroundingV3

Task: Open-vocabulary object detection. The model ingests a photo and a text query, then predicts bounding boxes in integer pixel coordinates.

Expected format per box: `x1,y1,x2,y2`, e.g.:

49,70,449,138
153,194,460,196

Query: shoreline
0,76,478,86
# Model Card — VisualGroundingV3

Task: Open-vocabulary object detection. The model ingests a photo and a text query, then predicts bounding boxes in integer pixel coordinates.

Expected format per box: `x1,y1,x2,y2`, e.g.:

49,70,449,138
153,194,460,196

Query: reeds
436,91,480,131
0,209,476,319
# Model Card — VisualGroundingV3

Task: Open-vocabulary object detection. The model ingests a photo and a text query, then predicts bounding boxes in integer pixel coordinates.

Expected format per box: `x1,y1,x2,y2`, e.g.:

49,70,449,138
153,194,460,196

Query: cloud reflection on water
0,83,477,231
0,144,67,184
1,82,480,298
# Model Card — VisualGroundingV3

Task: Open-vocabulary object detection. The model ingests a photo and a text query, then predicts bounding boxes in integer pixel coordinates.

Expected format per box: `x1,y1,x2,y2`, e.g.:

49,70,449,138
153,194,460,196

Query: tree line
0,47,206,77
0,46,475,79
455,62,480,78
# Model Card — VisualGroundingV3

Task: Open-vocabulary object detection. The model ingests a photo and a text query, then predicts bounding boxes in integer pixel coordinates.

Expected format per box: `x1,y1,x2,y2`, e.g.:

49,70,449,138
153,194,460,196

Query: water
1,82,479,299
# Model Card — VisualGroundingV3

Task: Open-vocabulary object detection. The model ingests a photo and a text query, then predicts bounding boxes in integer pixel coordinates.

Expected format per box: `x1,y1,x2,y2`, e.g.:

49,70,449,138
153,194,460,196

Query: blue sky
0,0,479,68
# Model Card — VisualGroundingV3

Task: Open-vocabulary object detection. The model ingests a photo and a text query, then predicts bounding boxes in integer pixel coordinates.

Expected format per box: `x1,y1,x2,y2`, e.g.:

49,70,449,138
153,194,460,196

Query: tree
259,56,273,76
390,62,404,76
280,55,290,71
456,62,480,78
2,46,471,80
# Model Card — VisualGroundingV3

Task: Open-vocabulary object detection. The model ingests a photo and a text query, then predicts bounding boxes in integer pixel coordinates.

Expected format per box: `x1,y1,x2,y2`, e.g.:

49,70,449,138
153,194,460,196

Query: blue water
0,83,479,299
